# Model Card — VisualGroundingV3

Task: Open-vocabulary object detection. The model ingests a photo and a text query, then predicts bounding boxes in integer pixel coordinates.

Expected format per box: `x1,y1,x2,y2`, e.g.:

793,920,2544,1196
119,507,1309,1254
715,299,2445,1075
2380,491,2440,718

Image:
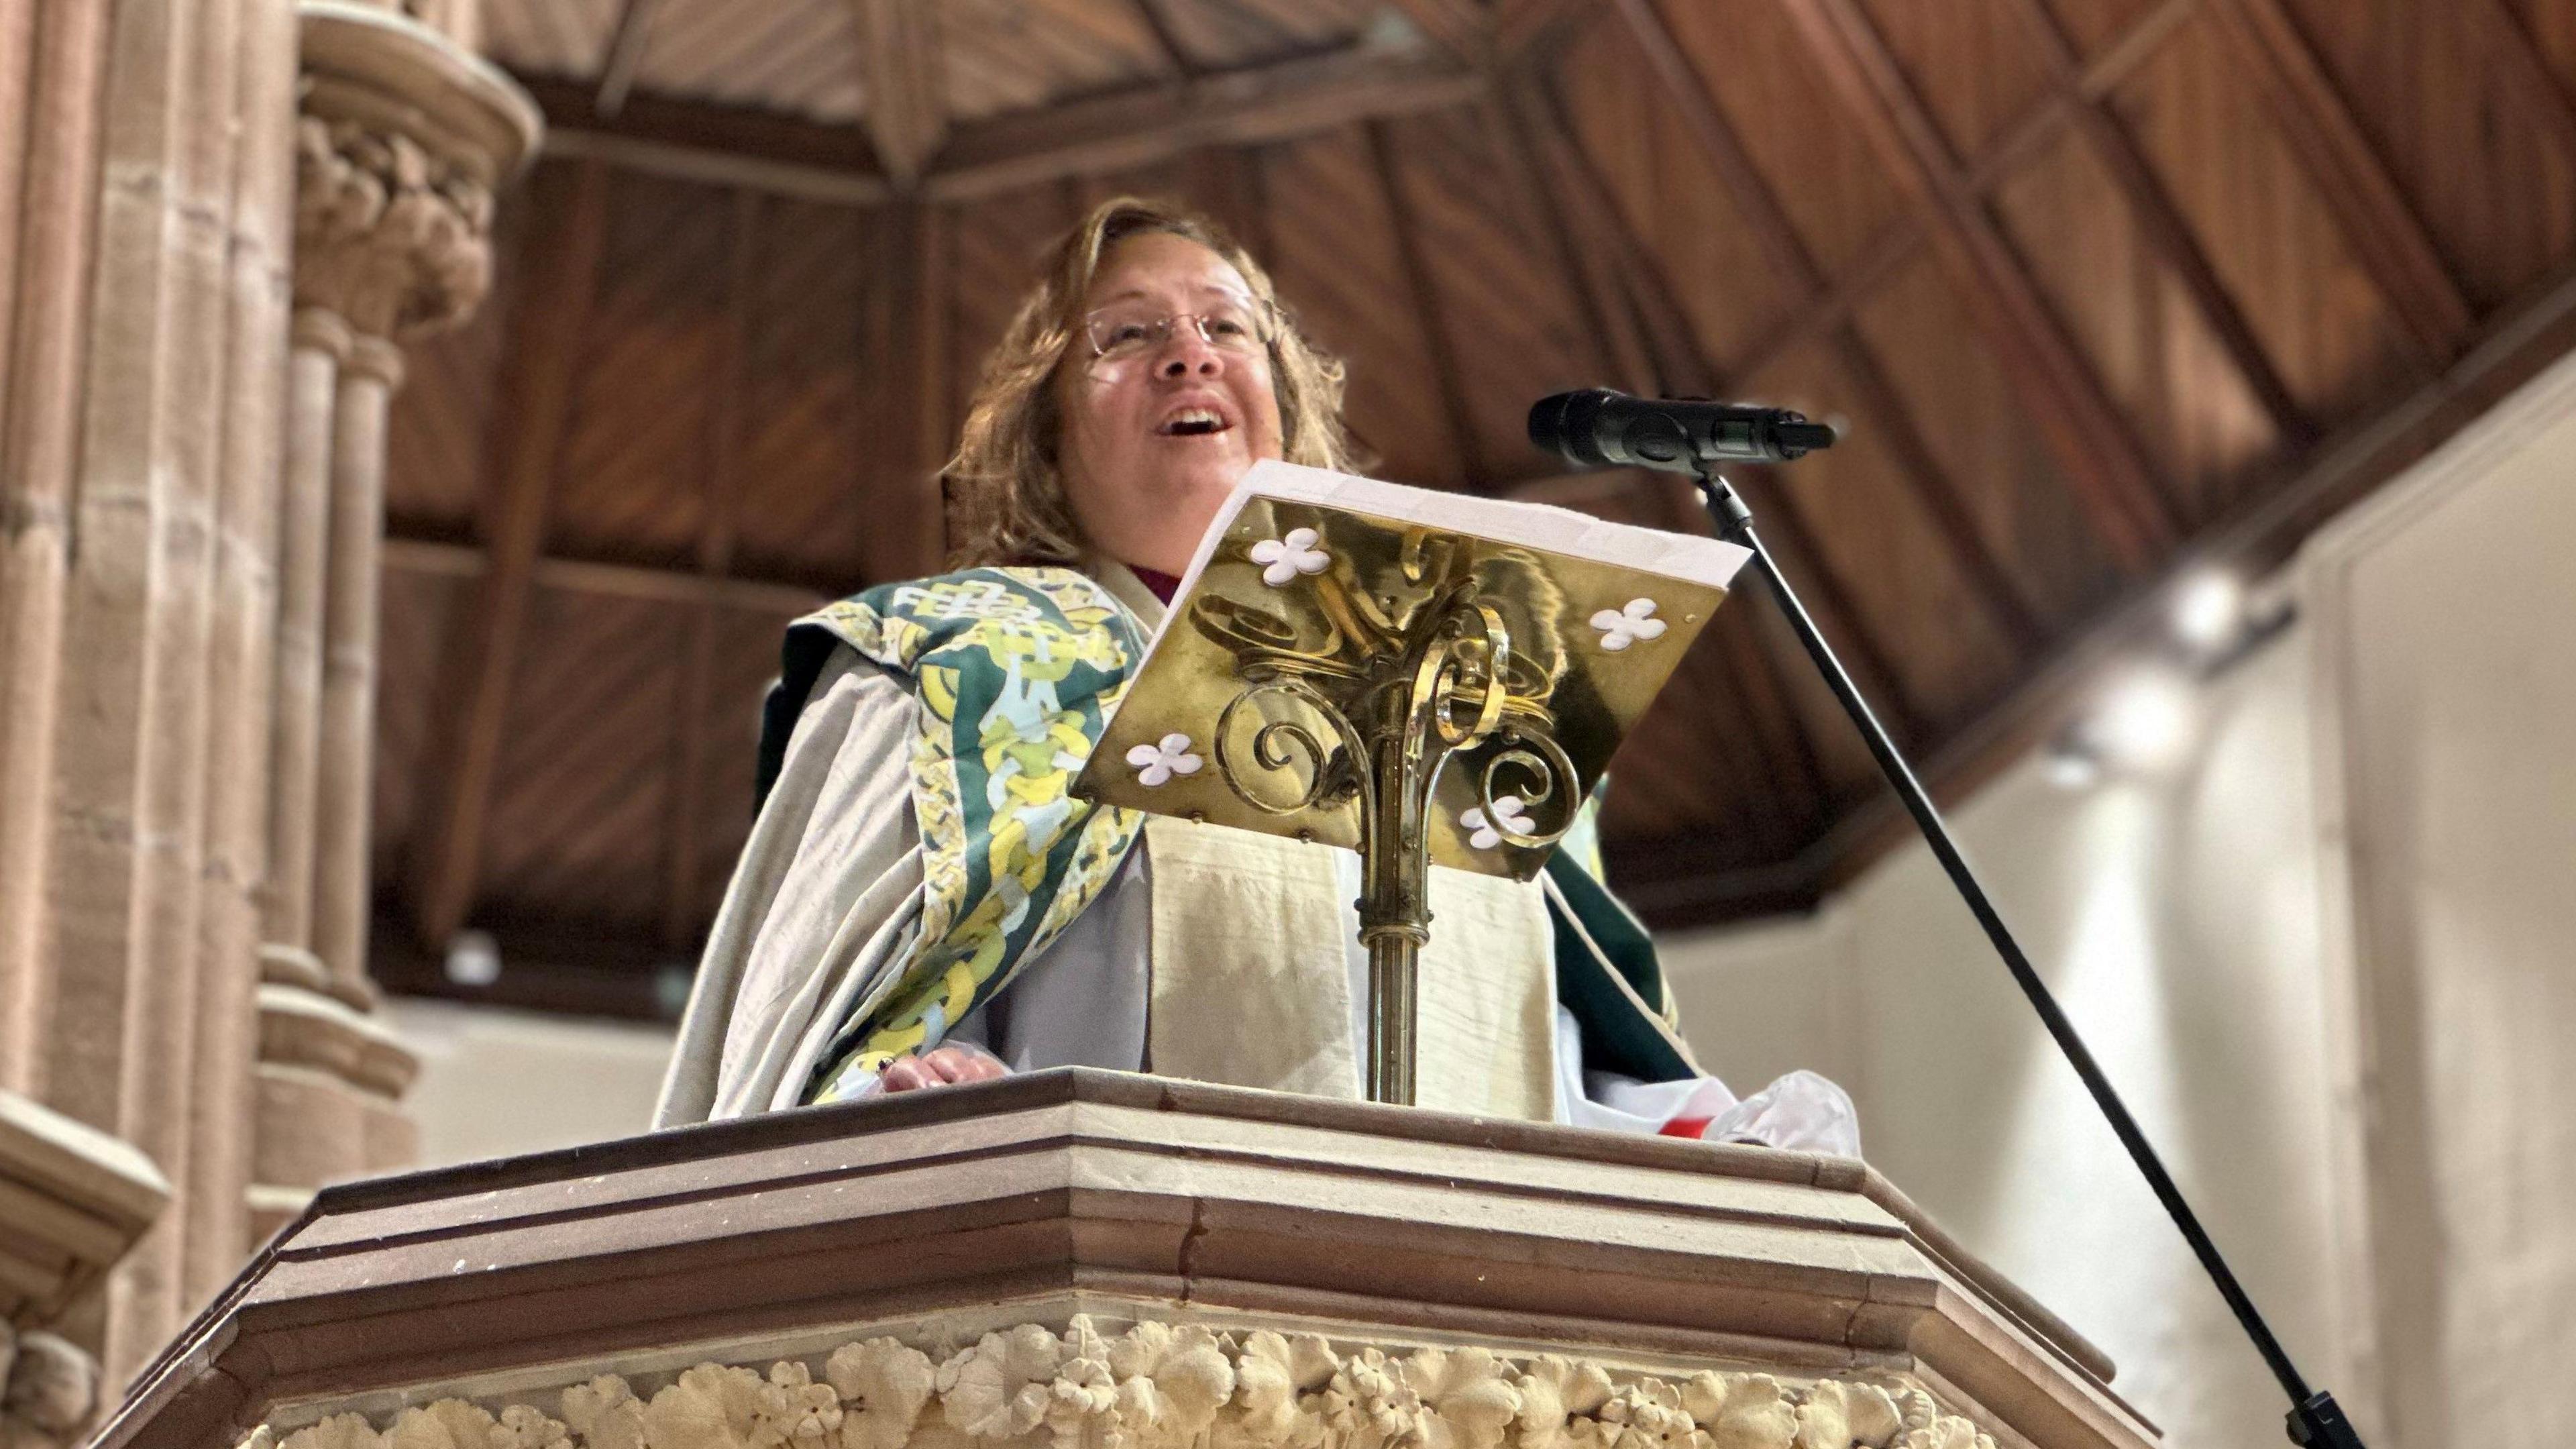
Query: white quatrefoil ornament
1591,597,1669,651
1125,733,1203,788
1460,796,1536,851
1248,527,1331,586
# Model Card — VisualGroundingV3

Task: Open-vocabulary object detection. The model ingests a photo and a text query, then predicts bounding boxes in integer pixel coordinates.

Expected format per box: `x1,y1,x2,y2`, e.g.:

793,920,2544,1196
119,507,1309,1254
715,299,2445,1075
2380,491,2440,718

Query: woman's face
1055,231,1287,576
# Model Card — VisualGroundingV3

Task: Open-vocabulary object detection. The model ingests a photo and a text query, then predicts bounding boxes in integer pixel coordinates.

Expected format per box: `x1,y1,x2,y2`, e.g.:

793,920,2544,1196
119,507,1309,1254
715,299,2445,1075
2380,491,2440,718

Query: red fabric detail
1659,1115,1713,1139
1131,566,1183,603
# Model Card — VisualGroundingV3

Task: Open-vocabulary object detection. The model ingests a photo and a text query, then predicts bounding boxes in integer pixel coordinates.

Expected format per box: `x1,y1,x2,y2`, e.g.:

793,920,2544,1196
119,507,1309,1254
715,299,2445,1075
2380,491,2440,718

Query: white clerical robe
654,561,1859,1155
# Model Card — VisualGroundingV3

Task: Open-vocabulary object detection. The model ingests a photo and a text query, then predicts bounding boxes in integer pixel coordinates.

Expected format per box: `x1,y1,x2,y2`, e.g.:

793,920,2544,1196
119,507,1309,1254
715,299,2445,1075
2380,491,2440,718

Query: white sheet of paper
1167,459,1751,609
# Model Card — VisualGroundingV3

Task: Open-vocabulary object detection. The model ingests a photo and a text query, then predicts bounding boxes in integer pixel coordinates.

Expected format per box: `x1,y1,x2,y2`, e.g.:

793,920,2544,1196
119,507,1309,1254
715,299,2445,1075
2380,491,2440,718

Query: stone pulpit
89,1071,2154,1449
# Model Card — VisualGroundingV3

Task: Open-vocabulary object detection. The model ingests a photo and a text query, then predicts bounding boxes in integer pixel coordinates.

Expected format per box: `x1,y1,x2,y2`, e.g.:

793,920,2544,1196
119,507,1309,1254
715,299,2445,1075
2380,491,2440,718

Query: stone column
0,0,525,1395
182,0,301,1310
311,331,402,1005
0,0,113,1093
42,0,253,1381
0,0,311,1390
257,311,343,983
244,0,533,1245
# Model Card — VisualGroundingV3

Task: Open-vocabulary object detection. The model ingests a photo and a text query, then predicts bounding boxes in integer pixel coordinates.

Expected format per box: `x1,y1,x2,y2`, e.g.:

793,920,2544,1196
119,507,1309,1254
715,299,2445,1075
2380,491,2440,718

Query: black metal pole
1694,471,2367,1449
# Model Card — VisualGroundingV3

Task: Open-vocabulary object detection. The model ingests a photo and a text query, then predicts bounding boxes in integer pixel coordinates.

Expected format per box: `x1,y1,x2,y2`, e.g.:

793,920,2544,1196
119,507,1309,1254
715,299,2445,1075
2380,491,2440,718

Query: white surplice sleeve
655,645,928,1126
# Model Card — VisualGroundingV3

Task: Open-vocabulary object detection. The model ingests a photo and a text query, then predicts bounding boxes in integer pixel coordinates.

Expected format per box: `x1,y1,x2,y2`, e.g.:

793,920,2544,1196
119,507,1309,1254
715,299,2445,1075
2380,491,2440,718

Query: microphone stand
1691,468,2366,1449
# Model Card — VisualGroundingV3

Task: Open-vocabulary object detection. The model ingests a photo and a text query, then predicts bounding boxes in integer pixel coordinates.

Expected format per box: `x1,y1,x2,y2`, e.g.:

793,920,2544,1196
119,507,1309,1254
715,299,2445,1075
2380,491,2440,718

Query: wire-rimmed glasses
1081,290,1279,363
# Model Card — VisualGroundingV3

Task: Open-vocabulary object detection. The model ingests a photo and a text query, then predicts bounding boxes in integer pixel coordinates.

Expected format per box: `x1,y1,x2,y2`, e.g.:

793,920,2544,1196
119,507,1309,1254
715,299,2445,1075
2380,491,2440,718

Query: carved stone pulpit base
93,1071,2156,1449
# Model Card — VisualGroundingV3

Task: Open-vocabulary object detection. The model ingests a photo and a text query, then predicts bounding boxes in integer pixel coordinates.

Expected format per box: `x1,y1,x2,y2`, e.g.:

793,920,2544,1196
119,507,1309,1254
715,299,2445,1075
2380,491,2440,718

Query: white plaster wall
1666,633,2339,1449
1662,347,2576,1449
2302,352,2576,1449
385,997,675,1169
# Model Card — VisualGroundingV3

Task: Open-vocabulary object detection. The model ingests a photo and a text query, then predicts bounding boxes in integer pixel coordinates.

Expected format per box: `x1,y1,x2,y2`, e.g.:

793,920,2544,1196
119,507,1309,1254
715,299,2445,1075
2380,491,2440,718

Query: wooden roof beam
854,198,951,586
1129,0,1198,81
923,45,1483,201
1784,0,2183,574
1731,1,2188,385
381,536,826,616
2001,0,2312,446
592,0,666,119
1382,0,1491,66
1510,75,1929,746
2464,0,2576,180
517,74,885,195
1486,79,1658,394
1364,120,1484,488
851,0,947,189
1619,224,2576,929
1493,0,1586,65
1613,0,2046,654
411,158,613,953
1609,0,1819,301
2203,0,2472,368
661,186,761,951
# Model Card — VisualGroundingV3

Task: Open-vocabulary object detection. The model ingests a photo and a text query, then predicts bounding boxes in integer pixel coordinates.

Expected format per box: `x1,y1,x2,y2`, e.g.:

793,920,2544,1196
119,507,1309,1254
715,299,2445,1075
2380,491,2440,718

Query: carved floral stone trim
1,1325,103,1449
291,115,496,339
238,1319,1998,1449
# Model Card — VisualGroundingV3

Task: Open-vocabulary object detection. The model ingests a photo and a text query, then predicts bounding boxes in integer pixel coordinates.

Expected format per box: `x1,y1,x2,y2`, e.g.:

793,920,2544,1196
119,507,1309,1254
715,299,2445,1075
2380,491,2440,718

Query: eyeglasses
1081,292,1279,362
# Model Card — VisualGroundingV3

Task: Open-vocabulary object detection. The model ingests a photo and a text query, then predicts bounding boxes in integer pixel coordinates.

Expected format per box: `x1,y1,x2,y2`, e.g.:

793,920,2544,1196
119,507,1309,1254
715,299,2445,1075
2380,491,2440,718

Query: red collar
1129,565,1182,604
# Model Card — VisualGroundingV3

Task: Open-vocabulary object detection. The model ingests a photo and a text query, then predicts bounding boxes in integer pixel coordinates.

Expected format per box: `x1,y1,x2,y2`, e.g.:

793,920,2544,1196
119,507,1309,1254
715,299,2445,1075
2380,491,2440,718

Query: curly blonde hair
944,196,1354,570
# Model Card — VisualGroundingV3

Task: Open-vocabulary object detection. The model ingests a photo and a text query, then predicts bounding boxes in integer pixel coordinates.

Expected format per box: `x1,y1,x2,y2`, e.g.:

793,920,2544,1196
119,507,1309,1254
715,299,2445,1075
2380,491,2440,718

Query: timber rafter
851,0,947,187
410,158,612,953
1783,0,2184,575
391,0,2576,984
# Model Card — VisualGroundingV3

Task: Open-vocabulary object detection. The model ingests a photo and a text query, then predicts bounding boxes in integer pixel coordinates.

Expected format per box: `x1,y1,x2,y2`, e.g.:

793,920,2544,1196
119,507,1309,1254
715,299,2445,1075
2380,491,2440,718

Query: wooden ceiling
373,0,2576,1015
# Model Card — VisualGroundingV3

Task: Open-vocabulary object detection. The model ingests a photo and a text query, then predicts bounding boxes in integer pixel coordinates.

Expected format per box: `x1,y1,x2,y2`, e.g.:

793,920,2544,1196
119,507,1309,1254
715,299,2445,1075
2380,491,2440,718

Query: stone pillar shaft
0,0,525,1405
184,0,299,1309
0,0,111,1096
310,336,400,998
101,0,257,1366
260,314,346,963
237,0,534,1254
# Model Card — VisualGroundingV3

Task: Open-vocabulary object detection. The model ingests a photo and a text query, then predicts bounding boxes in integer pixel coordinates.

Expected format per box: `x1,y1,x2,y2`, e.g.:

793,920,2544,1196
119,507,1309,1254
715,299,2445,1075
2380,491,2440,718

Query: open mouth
1155,406,1233,437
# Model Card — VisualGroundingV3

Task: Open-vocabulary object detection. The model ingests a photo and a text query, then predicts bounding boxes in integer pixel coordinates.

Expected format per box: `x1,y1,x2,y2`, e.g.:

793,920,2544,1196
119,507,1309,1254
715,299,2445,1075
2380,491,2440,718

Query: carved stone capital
292,1,539,341
1,1328,103,1449
246,1318,2000,1449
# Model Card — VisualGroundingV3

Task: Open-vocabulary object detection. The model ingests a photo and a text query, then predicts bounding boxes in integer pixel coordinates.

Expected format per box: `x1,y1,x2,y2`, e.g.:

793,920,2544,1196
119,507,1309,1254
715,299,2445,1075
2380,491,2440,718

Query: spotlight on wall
2171,570,2245,654
443,928,501,987
2089,666,2198,773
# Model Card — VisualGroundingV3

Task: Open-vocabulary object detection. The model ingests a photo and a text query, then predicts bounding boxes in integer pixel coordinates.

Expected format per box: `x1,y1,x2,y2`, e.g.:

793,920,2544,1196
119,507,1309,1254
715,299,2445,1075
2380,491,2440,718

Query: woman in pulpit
653,197,1856,1154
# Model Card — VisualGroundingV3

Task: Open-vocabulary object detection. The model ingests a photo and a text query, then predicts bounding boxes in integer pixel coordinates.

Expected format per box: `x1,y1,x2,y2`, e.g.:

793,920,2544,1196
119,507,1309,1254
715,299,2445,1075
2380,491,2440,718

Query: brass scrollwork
1474,727,1580,850
1214,677,1369,818
1166,511,1625,1106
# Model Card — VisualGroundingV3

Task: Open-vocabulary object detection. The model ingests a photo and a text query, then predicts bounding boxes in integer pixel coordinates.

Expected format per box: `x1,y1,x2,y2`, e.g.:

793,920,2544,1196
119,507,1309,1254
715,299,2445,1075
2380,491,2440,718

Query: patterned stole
765,569,1149,1100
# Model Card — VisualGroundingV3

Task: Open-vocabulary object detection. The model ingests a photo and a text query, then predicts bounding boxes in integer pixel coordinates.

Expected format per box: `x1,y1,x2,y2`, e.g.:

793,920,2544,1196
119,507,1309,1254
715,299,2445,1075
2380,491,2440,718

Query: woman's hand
879,1043,1011,1093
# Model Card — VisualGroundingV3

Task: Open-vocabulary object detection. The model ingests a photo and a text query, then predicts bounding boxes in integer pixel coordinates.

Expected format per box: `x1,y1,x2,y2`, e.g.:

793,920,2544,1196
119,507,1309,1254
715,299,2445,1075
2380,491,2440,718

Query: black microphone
1528,388,1837,472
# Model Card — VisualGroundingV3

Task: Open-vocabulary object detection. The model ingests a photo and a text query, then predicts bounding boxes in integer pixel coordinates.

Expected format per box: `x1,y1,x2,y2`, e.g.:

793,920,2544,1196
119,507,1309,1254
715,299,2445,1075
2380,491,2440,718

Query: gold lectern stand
1074,462,1741,1104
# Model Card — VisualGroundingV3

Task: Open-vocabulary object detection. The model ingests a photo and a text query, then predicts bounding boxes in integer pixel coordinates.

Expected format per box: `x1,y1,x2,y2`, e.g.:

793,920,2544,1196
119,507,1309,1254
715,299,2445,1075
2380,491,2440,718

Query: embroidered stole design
775,569,1148,1101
